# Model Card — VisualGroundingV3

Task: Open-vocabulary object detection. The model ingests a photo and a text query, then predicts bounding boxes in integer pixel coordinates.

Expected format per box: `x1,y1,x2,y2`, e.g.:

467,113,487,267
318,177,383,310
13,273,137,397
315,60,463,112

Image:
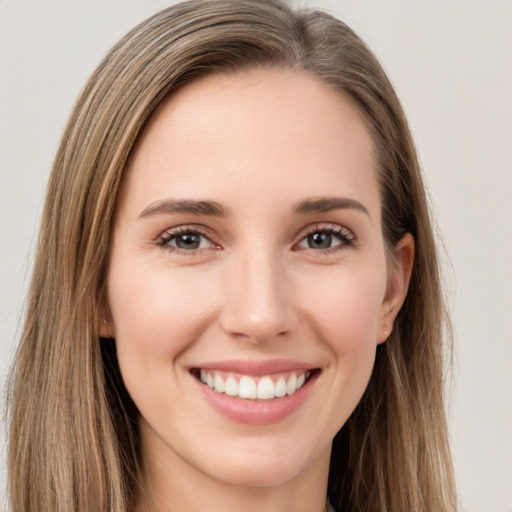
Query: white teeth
286,374,297,395
199,370,311,400
213,374,225,393
257,377,275,400
238,376,257,399
224,377,238,396
275,377,287,397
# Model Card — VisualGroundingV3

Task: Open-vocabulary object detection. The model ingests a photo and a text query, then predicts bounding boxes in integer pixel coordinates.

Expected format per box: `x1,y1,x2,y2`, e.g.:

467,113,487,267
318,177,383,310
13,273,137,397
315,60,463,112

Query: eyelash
156,226,217,255
296,224,356,254
155,223,356,255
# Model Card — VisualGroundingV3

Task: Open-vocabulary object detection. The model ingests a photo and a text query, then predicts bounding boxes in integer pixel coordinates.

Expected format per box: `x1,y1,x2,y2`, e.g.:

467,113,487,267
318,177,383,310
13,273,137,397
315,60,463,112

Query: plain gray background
1,1,511,511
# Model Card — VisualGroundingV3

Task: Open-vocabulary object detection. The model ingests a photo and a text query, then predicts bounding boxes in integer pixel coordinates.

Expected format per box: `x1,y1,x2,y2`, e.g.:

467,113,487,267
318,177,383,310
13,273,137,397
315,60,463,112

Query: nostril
218,273,298,342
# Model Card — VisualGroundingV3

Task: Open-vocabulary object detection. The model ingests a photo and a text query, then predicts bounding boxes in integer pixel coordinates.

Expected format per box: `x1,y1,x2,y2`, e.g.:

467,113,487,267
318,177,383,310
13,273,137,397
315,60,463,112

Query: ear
377,233,415,344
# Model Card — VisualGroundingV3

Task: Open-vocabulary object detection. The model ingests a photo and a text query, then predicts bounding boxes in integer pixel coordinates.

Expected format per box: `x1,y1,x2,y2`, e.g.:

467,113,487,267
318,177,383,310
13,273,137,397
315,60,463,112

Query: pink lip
190,359,320,425
192,358,317,376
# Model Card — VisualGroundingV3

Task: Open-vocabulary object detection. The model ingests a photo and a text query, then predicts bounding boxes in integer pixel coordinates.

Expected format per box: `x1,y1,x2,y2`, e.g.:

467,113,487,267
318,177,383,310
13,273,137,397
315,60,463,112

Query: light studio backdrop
1,1,511,511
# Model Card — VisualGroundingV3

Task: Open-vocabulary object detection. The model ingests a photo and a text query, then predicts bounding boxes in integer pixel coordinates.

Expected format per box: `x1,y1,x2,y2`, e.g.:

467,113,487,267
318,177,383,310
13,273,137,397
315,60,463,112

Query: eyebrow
293,197,371,220
138,196,370,221
139,199,227,218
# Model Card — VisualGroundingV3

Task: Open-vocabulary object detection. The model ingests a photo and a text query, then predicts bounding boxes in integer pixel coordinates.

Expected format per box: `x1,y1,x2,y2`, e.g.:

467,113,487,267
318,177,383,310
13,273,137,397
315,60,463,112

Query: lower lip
195,373,318,425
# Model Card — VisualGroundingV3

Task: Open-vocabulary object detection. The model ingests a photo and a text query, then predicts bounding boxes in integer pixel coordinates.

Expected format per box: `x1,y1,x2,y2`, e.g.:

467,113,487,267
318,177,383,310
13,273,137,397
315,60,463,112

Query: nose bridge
220,244,296,342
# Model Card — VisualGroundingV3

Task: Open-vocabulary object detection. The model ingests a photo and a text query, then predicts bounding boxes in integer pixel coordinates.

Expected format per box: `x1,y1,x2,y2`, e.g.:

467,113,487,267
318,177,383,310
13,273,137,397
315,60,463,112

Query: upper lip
191,359,318,376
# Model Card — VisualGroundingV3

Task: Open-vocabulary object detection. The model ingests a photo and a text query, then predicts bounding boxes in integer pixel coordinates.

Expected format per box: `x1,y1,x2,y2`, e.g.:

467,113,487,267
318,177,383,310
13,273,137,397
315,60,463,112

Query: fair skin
103,69,413,512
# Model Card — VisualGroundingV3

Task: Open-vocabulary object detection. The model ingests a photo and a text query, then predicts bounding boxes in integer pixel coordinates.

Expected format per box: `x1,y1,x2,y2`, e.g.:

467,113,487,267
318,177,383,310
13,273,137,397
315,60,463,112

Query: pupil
308,232,331,249
176,233,200,249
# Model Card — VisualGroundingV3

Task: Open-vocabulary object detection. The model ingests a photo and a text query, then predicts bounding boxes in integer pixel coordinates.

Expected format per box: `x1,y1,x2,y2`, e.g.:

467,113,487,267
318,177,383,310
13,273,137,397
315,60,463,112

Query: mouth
189,359,321,424
190,368,319,400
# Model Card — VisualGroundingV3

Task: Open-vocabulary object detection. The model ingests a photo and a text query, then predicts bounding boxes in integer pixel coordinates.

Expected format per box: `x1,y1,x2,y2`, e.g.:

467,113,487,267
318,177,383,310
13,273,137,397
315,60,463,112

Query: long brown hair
7,1,457,511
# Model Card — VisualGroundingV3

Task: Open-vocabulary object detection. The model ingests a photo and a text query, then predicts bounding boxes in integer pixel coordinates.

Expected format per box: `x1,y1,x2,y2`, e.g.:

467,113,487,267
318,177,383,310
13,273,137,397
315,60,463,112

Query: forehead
118,68,379,220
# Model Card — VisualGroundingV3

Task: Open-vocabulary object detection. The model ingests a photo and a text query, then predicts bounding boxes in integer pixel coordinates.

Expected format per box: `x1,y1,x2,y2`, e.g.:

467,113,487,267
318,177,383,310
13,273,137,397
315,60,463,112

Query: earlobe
377,233,415,344
98,306,114,339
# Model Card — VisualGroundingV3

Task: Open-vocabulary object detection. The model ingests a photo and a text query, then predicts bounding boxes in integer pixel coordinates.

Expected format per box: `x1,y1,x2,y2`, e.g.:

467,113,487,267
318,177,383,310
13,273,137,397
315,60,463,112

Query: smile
197,369,311,400
190,360,320,424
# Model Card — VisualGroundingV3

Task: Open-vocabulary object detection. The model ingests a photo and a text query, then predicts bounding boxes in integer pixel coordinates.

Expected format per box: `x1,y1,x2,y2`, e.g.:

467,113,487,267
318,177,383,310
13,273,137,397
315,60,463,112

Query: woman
7,1,457,511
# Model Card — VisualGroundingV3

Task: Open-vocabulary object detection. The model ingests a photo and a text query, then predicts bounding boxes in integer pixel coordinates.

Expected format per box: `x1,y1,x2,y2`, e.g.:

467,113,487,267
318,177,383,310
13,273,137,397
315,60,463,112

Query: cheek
106,261,221,423
107,259,218,368
298,265,386,353
291,265,387,432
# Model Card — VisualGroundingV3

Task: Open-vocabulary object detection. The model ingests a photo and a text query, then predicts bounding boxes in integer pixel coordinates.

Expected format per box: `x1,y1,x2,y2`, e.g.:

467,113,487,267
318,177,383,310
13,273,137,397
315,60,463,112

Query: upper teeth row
200,370,309,400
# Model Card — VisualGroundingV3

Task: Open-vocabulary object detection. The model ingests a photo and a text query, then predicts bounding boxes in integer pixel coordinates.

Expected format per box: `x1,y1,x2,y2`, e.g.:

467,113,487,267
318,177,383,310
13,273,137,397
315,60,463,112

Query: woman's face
105,69,411,492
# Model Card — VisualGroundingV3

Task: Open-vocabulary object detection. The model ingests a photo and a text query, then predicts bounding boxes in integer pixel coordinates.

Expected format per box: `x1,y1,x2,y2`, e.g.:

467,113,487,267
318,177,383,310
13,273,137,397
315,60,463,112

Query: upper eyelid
293,224,356,253
155,227,221,256
295,222,354,240
156,224,216,241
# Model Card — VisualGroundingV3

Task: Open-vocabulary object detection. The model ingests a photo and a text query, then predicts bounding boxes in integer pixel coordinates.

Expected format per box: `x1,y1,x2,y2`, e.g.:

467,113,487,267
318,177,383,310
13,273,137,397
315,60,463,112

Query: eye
156,227,218,253
296,225,355,252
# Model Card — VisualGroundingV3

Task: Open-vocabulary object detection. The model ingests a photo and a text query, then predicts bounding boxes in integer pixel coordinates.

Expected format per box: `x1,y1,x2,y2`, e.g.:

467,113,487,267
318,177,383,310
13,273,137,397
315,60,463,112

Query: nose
219,249,298,344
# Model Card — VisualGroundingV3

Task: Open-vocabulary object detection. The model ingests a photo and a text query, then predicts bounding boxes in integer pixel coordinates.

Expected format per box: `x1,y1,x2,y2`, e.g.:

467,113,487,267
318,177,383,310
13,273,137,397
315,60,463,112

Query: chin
203,458,302,488
194,435,329,489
